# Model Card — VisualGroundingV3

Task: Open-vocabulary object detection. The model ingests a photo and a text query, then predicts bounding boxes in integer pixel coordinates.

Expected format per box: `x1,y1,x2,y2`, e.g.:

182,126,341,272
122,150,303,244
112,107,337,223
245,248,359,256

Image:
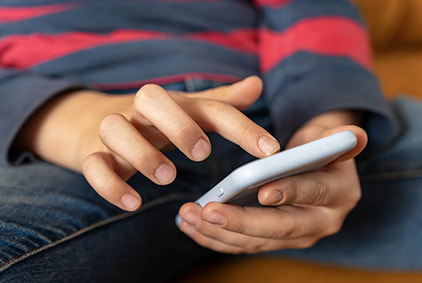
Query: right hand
17,76,280,211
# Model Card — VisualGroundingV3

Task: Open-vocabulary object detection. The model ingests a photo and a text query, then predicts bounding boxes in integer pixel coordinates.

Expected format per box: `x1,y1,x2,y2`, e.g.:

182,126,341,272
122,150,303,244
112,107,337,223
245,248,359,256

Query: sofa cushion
355,0,422,50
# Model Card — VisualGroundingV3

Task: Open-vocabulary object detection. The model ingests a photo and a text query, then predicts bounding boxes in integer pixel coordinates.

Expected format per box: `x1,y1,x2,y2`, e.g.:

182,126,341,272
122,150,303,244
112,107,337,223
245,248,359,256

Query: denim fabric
1,87,422,282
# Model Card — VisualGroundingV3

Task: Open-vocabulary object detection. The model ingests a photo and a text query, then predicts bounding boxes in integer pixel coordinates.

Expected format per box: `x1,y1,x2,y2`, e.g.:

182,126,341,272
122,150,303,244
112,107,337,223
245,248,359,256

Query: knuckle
326,224,342,237
195,237,214,250
243,241,267,254
97,181,115,199
271,210,297,239
229,219,248,235
131,155,150,171
127,150,164,176
137,84,162,98
201,101,228,130
134,84,162,109
340,181,362,211
204,99,232,117
274,226,295,239
217,206,248,233
312,180,329,206
81,153,98,173
280,179,298,203
172,120,198,140
241,123,255,138
204,98,225,109
297,238,319,249
82,154,120,198
98,113,125,138
229,249,244,255
324,219,344,236
349,186,362,204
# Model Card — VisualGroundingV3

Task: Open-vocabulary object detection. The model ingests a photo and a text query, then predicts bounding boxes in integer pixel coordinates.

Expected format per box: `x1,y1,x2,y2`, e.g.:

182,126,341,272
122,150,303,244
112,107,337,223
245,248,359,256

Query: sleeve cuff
263,56,399,153
0,71,87,165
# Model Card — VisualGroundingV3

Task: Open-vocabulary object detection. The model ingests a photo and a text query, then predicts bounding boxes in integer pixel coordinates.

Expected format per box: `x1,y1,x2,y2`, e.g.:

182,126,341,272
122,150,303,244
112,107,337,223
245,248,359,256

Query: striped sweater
0,0,398,165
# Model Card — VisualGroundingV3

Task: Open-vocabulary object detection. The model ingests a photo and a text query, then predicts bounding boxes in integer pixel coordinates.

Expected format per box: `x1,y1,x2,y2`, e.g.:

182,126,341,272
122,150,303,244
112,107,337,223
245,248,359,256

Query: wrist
287,110,363,148
14,90,133,171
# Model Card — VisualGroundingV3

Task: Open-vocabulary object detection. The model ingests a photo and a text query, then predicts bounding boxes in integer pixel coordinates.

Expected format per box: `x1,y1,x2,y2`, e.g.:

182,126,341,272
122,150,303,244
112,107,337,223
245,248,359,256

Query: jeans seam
0,192,194,274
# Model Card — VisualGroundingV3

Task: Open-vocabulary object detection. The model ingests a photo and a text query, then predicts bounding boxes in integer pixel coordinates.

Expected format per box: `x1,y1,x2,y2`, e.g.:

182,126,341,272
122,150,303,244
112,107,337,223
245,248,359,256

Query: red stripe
93,73,241,91
0,4,77,23
259,17,372,72
0,30,167,69
0,29,257,70
253,0,292,8
187,29,257,54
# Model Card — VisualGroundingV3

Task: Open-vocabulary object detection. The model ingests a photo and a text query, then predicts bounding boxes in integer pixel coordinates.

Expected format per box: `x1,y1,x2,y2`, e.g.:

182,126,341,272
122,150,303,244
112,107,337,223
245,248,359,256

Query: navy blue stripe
259,0,364,31
32,39,259,85
264,51,365,100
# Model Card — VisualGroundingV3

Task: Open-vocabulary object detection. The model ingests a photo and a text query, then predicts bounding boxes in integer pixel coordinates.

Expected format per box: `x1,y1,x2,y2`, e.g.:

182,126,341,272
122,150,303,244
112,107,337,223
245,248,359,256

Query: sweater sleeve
255,0,399,152
0,68,85,165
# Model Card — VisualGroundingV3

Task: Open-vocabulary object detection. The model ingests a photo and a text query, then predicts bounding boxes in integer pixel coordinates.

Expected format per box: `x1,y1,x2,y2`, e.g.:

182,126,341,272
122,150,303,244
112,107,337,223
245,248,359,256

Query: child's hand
177,120,368,253
17,76,280,211
83,76,280,210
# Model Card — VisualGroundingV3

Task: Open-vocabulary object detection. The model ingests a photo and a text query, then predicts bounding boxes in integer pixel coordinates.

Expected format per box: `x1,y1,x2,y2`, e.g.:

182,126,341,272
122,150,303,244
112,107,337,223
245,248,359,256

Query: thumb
327,125,368,161
188,76,263,110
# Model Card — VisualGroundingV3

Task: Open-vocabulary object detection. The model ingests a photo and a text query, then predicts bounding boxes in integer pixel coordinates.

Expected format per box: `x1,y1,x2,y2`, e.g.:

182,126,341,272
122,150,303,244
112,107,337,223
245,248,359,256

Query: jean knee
0,162,120,271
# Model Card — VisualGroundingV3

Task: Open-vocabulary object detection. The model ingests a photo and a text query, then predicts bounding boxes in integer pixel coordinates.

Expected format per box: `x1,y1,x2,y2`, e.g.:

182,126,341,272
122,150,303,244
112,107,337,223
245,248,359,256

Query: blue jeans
0,79,421,282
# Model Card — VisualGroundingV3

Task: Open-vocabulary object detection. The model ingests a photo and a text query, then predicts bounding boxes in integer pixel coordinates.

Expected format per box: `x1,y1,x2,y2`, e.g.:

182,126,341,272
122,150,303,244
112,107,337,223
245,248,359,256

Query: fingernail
267,191,283,205
155,163,176,184
258,135,280,156
203,211,226,226
120,193,141,211
191,138,211,161
182,212,200,227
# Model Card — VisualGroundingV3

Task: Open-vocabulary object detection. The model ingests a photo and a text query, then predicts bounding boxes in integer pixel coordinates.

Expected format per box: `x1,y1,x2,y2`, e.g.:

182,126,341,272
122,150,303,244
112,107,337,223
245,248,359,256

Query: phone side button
216,188,224,198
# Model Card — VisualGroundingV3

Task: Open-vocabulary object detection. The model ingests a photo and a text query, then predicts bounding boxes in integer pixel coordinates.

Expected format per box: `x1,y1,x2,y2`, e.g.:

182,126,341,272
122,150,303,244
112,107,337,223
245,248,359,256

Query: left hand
177,113,368,254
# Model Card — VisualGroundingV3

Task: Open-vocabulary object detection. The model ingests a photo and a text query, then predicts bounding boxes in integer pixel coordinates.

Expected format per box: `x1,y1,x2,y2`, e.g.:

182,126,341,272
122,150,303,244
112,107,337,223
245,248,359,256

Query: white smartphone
176,130,357,226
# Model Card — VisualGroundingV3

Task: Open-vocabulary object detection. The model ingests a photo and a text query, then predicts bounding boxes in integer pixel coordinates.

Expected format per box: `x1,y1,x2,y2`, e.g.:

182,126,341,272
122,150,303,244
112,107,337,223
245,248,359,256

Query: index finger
185,98,280,158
